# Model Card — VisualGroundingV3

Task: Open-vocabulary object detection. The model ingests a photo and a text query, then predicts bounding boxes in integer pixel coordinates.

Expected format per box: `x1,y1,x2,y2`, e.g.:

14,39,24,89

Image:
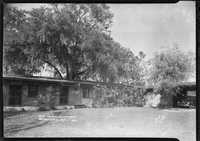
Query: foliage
148,46,194,84
155,80,176,96
83,36,143,83
145,45,195,108
3,4,144,83
92,85,145,108
4,4,112,79
3,6,42,76
154,80,180,108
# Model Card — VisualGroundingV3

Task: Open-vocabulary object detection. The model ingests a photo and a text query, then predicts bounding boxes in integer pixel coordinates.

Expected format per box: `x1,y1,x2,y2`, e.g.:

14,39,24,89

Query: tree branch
42,59,64,79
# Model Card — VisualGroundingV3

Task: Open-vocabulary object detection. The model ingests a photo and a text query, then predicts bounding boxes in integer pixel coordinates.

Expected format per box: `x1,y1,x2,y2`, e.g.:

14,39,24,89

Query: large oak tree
4,4,144,83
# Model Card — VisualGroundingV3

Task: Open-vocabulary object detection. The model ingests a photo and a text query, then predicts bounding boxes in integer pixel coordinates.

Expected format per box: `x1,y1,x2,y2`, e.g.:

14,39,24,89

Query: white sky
11,2,195,59
108,2,195,59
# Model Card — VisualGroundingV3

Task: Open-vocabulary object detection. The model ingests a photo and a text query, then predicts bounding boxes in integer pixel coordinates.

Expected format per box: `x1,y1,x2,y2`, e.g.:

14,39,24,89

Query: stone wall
81,87,93,107
3,82,61,106
3,81,93,107
21,84,60,106
37,84,60,107
68,86,82,105
54,85,61,106
21,85,38,106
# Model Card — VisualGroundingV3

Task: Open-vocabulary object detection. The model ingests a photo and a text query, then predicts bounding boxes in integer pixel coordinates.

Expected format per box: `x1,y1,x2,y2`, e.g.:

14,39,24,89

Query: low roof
175,82,196,86
2,75,144,88
145,81,196,89
3,75,76,84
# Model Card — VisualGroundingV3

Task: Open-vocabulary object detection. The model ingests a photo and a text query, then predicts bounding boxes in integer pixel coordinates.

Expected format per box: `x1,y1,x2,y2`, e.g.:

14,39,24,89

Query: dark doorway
9,85,22,106
60,86,69,105
173,96,178,107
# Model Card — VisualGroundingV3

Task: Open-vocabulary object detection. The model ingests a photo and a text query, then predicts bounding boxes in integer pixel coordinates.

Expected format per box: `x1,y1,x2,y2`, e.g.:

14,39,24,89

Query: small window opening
83,88,90,98
28,85,38,97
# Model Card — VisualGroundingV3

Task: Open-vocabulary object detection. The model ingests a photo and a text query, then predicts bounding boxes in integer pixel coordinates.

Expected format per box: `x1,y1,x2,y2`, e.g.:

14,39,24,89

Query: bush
154,80,180,108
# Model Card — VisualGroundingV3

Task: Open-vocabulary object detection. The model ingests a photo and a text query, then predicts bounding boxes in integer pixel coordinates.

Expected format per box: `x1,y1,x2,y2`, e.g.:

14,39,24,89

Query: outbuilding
3,76,96,107
144,81,196,108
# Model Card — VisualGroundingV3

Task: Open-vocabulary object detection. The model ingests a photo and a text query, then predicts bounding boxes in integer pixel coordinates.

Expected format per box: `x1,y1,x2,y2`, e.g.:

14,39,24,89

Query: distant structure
144,82,196,108
174,82,196,108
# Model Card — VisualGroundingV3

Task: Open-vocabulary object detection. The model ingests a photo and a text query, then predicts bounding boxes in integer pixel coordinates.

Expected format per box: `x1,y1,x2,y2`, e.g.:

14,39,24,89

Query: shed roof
175,81,196,86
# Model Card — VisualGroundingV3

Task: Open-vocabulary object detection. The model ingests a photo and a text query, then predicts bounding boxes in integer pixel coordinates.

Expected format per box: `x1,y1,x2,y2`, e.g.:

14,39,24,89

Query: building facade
3,76,196,108
3,76,94,107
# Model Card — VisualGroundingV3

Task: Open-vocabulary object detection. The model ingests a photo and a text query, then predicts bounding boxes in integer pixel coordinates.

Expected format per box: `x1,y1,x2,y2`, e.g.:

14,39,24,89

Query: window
28,85,38,97
83,88,90,98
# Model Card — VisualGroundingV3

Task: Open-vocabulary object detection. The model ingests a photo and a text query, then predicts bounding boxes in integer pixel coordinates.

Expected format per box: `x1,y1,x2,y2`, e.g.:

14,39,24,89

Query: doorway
60,86,69,105
9,85,22,106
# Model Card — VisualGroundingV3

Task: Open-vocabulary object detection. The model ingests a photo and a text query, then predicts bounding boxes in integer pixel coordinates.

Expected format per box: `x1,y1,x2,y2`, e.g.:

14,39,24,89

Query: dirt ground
4,107,196,141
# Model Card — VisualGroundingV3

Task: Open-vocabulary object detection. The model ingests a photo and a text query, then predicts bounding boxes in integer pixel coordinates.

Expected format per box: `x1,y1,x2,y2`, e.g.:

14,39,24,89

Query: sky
12,2,195,59
108,2,195,59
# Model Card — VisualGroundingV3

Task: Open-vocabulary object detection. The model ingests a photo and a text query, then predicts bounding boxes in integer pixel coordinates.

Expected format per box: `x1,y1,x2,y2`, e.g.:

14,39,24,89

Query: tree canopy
148,46,195,84
3,4,144,83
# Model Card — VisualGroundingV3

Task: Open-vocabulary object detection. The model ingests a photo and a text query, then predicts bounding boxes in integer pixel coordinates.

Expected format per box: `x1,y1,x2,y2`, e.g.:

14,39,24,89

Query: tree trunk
42,59,63,79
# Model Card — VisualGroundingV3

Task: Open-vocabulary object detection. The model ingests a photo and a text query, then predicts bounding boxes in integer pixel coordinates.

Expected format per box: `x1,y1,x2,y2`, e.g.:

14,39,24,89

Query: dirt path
4,107,196,141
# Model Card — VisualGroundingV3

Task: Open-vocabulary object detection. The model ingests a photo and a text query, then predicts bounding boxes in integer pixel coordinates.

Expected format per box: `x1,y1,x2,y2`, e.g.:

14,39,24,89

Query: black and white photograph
3,1,196,140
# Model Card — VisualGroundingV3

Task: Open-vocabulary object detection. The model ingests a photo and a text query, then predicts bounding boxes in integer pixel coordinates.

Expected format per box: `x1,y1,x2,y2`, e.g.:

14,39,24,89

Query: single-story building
3,76,143,108
3,76,97,107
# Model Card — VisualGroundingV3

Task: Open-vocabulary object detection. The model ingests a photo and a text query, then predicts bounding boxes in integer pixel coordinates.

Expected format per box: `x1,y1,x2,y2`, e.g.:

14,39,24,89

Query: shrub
154,80,180,108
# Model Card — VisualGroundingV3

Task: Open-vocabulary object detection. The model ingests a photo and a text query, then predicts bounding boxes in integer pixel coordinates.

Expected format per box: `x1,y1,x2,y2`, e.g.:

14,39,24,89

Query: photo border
1,1,197,141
